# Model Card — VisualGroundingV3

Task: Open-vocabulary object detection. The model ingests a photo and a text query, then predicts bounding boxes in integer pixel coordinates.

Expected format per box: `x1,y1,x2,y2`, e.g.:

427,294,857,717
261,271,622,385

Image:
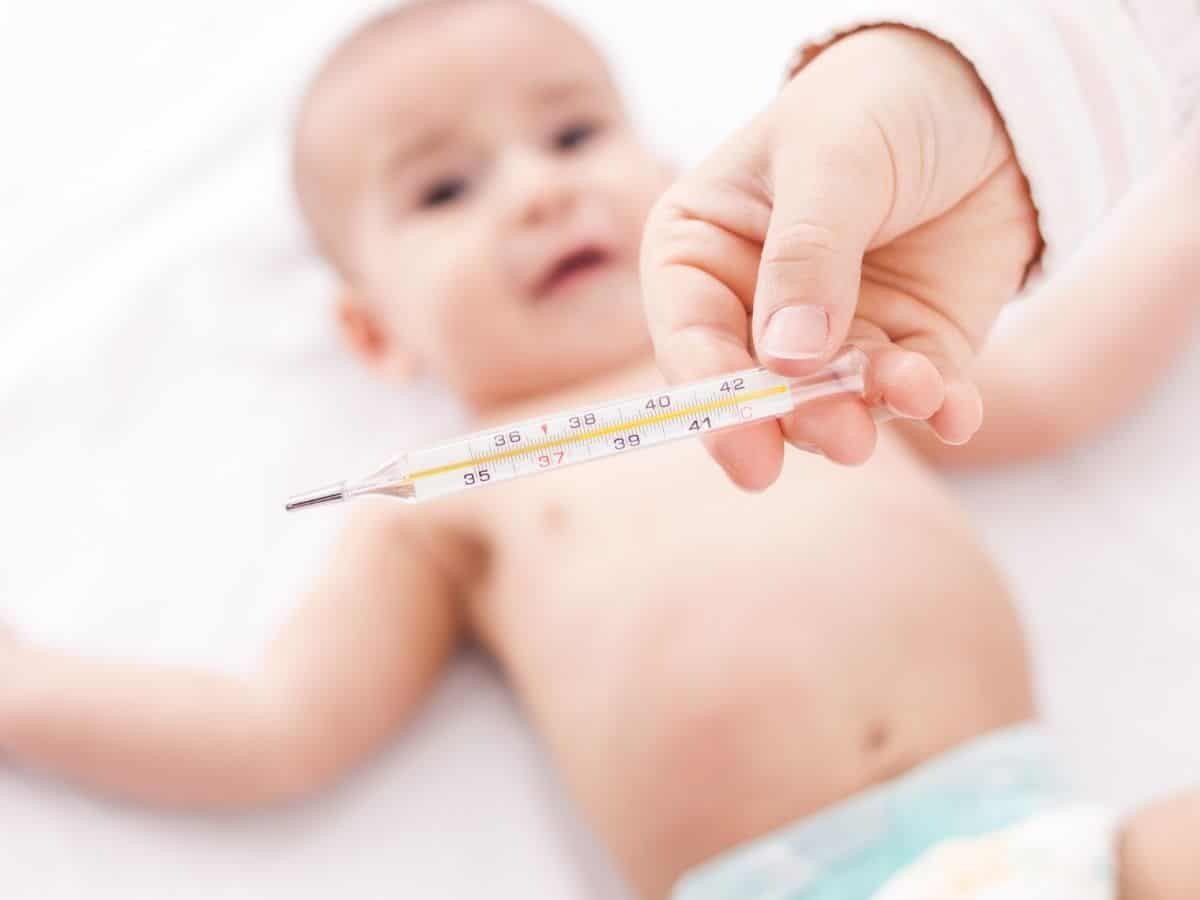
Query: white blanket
1,2,1196,898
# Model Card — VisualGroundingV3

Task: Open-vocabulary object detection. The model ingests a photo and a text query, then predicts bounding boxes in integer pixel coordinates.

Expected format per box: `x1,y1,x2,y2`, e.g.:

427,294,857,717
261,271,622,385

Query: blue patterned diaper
671,723,1113,900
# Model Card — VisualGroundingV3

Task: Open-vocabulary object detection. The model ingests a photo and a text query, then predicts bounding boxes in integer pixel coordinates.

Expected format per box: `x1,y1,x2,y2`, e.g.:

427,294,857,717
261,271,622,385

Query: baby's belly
467,435,1032,898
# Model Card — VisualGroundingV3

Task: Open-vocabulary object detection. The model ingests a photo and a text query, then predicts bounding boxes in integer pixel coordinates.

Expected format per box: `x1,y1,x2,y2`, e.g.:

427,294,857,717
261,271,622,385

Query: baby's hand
641,26,1040,486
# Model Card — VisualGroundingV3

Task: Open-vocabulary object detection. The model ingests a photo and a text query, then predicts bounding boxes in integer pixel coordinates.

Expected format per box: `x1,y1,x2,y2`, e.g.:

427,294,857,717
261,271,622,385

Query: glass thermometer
286,347,868,510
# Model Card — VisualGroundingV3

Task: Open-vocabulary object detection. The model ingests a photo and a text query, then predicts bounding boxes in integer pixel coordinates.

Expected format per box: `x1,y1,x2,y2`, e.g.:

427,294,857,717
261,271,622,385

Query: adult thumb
751,116,891,371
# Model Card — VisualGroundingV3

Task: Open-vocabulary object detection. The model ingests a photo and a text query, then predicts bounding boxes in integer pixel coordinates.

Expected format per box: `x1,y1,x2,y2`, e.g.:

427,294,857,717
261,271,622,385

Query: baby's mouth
534,245,613,300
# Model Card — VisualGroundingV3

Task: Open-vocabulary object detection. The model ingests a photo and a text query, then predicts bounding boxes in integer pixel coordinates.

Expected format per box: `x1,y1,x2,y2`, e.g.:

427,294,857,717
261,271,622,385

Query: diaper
671,723,1118,900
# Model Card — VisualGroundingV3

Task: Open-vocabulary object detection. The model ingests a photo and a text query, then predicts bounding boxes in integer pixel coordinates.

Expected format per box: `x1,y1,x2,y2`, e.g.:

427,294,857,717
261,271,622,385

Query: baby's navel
863,721,891,754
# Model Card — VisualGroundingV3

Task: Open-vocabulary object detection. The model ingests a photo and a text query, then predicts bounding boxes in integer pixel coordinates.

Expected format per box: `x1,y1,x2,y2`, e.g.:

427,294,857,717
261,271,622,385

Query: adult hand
640,26,1040,488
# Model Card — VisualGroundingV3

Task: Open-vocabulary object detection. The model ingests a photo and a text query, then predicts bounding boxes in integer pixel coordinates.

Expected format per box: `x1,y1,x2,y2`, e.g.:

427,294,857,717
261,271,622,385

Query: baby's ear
335,290,421,380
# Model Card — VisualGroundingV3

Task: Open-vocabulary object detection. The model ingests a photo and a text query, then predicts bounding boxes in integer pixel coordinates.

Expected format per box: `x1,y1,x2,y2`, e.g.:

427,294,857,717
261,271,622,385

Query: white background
1,2,1198,899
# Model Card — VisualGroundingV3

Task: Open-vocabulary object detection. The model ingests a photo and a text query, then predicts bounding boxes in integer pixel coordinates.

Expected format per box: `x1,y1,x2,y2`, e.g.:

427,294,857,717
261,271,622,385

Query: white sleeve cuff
785,0,1174,277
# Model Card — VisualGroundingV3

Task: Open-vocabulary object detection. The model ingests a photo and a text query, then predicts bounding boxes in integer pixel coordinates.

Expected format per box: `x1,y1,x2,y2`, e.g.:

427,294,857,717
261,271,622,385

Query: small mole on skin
541,502,568,533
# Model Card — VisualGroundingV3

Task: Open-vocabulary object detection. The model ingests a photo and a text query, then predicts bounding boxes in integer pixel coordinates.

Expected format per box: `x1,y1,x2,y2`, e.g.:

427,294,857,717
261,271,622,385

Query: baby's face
302,1,668,407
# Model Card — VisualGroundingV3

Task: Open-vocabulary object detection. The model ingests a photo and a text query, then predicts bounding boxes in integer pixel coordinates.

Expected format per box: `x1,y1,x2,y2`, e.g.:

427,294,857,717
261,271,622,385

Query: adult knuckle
761,219,840,267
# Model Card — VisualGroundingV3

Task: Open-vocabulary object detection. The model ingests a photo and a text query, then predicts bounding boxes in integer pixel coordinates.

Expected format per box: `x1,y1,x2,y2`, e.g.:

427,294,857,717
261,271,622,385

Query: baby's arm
900,126,1200,468
0,501,465,809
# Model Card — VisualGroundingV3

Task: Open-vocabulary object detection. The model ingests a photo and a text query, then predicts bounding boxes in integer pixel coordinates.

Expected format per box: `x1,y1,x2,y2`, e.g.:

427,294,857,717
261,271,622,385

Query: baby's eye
420,176,469,209
553,121,600,153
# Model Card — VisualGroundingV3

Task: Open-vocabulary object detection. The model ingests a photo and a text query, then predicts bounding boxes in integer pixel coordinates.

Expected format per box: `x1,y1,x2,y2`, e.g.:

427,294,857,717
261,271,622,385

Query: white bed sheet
1,2,1196,898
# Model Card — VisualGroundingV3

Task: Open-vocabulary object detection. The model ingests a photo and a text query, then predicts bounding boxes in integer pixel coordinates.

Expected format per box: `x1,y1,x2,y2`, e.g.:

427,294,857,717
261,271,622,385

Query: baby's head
294,0,669,408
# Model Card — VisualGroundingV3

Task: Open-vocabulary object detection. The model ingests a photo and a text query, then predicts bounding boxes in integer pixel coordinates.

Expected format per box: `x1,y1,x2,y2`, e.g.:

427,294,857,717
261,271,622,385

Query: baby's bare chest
460,436,976,665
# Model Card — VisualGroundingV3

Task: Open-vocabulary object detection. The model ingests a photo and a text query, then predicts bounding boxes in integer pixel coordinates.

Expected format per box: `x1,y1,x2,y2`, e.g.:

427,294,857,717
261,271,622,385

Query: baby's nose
504,149,577,227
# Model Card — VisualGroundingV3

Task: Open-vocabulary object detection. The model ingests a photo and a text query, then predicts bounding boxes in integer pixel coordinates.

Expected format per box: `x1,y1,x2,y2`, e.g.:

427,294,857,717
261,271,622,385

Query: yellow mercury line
406,383,790,482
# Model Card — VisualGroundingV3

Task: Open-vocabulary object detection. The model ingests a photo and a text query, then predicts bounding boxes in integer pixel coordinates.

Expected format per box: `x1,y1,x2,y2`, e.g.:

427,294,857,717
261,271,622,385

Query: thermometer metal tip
285,484,347,512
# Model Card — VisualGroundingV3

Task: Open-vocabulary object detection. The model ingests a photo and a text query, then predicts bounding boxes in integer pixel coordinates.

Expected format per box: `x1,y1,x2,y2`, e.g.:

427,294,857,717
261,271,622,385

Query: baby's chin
449,326,653,409
542,318,655,383
442,270,651,406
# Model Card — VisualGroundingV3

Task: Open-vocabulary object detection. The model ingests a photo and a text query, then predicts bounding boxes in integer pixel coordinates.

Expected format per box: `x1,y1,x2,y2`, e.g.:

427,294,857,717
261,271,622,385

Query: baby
2,2,1197,898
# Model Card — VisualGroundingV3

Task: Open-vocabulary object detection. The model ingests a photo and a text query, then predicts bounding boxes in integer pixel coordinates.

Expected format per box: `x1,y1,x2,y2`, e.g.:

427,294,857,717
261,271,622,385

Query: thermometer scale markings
406,382,789,483
282,348,868,512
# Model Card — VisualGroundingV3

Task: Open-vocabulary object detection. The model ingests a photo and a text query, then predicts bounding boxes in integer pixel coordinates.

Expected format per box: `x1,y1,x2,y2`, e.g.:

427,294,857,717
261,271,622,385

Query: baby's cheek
601,143,668,218
428,266,513,361
433,298,482,355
